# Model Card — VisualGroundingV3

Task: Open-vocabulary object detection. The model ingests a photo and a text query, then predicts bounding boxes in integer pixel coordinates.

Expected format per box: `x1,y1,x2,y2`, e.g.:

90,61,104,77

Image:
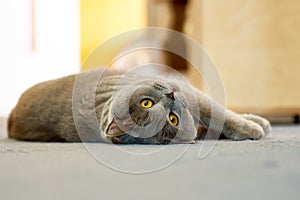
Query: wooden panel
199,0,300,115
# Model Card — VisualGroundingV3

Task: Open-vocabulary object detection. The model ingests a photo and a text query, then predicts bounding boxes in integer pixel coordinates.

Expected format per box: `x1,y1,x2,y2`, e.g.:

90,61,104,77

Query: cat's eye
140,99,154,109
169,113,179,126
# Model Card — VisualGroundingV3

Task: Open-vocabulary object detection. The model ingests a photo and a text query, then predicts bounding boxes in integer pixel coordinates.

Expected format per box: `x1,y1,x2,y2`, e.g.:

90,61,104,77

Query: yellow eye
169,114,179,126
140,99,153,109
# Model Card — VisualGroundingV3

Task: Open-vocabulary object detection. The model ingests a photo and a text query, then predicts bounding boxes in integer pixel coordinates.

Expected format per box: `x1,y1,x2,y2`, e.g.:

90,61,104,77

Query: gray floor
0,125,299,200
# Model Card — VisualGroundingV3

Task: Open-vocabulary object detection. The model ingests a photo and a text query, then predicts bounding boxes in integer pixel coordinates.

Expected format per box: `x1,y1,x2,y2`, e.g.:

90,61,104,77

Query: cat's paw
241,114,271,136
228,120,265,141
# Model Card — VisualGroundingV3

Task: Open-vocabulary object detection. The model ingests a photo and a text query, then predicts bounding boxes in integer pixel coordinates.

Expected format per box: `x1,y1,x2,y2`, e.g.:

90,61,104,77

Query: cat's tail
7,109,22,140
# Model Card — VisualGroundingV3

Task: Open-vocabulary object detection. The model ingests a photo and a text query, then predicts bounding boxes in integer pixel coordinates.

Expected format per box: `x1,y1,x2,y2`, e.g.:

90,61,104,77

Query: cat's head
105,75,198,144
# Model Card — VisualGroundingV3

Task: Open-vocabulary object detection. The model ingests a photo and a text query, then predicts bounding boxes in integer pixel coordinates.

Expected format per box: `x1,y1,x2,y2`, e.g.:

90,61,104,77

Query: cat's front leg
241,114,271,136
193,89,268,140
223,110,266,140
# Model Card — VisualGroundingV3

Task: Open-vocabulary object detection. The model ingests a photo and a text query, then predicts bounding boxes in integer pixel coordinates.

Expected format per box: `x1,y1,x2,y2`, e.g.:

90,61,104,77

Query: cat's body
8,69,271,144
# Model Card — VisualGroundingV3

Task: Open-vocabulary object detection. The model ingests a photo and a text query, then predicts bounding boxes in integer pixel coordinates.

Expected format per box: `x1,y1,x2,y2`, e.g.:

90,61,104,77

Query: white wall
0,0,80,137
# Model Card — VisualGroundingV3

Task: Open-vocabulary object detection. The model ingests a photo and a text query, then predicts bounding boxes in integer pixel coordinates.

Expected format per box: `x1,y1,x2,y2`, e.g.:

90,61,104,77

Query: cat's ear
106,119,127,137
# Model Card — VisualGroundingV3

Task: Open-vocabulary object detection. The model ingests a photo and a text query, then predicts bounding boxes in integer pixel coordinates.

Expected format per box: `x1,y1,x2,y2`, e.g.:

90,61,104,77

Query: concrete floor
0,125,299,200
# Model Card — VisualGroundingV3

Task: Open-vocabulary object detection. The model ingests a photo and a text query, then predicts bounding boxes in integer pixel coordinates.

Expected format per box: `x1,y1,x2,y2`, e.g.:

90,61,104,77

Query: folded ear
106,119,127,137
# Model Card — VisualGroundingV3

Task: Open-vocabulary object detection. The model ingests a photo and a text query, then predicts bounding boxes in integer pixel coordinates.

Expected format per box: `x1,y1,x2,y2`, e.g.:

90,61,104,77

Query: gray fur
8,69,271,144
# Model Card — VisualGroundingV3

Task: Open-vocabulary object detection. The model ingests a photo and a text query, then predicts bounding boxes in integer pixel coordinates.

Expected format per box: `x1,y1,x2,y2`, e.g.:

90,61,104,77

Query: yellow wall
80,0,147,65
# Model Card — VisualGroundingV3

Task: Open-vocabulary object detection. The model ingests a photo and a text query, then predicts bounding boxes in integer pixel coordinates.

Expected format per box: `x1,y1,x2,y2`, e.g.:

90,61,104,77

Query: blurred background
1,0,300,137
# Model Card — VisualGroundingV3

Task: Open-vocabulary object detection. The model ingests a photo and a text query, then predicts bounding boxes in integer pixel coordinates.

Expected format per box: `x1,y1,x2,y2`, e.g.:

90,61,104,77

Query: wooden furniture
197,0,300,118
149,0,300,119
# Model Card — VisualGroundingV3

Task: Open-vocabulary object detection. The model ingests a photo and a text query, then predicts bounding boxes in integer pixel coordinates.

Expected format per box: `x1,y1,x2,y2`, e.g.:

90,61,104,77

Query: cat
8,68,271,144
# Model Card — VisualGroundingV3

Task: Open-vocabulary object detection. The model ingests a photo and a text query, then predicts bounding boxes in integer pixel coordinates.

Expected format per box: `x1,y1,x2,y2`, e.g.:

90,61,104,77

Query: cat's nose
166,91,175,100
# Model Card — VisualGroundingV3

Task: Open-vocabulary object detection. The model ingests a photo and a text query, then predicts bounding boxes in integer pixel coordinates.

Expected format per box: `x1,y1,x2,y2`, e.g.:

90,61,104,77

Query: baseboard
0,116,8,138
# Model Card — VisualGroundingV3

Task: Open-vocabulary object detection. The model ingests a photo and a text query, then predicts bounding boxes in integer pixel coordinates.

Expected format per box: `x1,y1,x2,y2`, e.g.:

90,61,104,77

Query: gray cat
8,68,271,144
